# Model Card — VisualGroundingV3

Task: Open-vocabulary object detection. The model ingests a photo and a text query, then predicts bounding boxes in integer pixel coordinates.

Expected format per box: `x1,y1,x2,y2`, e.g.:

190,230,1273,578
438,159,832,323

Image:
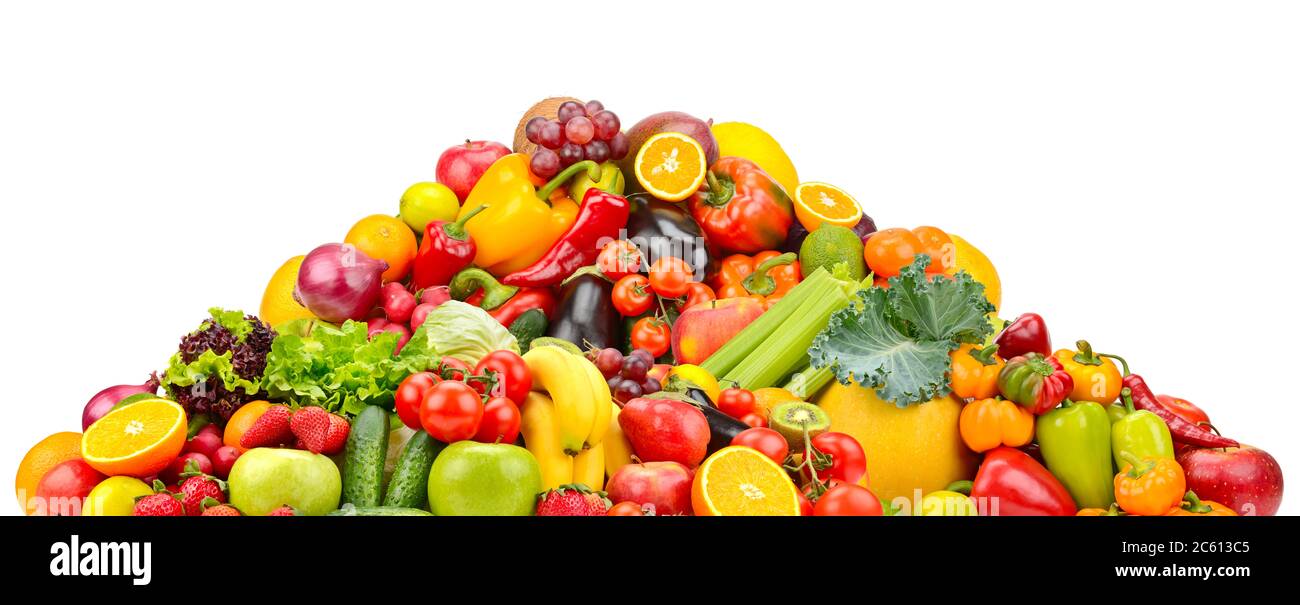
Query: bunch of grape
591,347,662,403
525,99,630,178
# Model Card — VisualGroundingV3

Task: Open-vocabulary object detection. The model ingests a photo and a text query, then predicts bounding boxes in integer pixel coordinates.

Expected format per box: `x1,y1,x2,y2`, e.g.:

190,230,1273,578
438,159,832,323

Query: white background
2,1,1296,514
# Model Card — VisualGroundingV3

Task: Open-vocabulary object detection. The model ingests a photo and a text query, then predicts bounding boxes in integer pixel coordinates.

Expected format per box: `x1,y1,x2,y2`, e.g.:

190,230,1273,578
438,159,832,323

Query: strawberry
133,482,185,517
200,499,241,516
290,406,331,453
178,469,227,516
267,505,298,516
240,404,294,449
536,484,611,516
321,413,350,455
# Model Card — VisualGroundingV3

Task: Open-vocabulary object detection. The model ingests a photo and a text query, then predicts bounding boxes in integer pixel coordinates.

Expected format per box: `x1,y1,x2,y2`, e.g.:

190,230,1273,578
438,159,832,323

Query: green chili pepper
1036,400,1114,509
1111,387,1175,468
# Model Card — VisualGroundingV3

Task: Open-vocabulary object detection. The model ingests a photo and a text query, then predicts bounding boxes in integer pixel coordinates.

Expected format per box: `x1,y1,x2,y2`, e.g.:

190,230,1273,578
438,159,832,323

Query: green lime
399,182,460,235
798,225,866,281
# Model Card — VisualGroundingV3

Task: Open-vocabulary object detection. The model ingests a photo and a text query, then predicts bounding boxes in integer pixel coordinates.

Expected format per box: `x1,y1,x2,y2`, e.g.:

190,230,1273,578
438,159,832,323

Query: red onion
82,374,160,430
294,243,389,323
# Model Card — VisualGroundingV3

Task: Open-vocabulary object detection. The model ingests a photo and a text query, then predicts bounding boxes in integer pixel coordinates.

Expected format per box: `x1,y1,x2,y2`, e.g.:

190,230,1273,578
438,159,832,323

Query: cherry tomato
395,371,439,429
796,490,815,516
611,274,655,317
474,350,532,405
740,413,767,428
675,282,716,312
630,317,671,357
597,240,643,280
420,381,484,443
607,501,649,516
438,356,471,382
648,256,693,298
473,397,521,444
1157,394,1211,426
716,388,757,419
731,427,789,464
814,484,883,516
911,226,953,273
864,228,925,278
811,432,868,485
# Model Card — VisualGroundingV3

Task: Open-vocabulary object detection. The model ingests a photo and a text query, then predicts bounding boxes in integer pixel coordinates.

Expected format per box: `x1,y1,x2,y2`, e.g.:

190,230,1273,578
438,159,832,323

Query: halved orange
634,132,707,202
82,398,187,478
692,446,802,516
793,182,863,231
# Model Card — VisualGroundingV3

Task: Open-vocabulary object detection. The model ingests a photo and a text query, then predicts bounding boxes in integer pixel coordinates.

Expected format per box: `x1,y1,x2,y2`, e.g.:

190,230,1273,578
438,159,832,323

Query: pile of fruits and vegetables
16,97,1284,518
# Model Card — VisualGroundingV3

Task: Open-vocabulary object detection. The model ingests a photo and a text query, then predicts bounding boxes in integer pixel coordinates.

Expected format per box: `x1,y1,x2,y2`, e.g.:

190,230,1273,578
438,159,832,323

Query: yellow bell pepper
457,154,598,275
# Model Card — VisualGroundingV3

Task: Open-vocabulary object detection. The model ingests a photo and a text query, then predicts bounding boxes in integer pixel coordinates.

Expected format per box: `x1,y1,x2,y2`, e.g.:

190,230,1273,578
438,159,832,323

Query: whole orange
224,400,272,452
345,214,417,283
15,432,83,515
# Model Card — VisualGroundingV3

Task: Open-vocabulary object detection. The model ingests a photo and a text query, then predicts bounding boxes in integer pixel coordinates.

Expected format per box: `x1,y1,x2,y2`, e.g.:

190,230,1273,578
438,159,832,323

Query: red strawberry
536,484,611,516
200,501,242,516
321,414,350,455
178,472,227,516
267,505,298,516
133,483,186,517
290,406,332,453
240,405,294,449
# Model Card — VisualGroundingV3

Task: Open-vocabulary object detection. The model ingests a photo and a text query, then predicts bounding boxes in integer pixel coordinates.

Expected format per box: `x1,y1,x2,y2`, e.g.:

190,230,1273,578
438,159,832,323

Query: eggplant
624,193,713,277
685,387,749,455
547,271,622,350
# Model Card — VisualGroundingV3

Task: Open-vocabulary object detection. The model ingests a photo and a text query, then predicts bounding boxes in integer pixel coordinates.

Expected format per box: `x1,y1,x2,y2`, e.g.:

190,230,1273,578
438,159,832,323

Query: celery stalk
700,267,835,378
784,365,834,400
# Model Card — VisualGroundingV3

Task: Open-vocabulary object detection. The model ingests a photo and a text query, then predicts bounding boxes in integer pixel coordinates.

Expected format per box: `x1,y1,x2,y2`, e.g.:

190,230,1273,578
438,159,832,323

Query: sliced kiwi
769,401,831,445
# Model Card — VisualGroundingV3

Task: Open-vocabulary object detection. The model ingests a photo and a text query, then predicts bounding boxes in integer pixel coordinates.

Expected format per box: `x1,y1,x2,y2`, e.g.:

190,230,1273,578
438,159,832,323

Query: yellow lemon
946,234,1002,311
83,476,153,516
710,122,799,195
259,255,316,329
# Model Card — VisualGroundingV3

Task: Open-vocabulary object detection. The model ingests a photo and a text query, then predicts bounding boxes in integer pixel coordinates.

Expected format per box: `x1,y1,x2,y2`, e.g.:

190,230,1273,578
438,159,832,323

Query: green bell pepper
1111,387,1175,467
1107,402,1129,425
1036,400,1114,509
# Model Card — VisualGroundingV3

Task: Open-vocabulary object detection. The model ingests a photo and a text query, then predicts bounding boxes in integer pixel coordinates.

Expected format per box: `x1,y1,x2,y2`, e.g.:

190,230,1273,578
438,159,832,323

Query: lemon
259,255,316,329
83,477,153,516
947,233,1002,311
710,122,799,195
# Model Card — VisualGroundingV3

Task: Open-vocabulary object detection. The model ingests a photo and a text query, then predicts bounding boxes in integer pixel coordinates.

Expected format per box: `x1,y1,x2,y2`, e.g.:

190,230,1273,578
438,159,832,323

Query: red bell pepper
451,267,557,328
501,189,630,288
995,313,1052,359
687,157,794,255
997,353,1074,414
971,447,1078,516
412,204,487,289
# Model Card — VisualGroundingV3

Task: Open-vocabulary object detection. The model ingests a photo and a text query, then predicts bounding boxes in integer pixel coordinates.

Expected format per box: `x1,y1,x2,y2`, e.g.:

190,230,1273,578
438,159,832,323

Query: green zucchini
383,431,445,509
326,504,433,516
508,308,548,352
342,405,390,507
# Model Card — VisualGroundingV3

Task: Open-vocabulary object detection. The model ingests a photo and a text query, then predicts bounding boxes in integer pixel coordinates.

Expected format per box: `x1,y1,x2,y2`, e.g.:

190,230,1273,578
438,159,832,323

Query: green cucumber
342,405,390,507
383,431,445,509
508,308,548,352
326,504,433,516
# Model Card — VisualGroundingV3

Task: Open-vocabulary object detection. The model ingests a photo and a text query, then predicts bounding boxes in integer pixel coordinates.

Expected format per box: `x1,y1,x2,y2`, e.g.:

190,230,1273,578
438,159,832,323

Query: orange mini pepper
711,251,801,309
1053,340,1123,404
958,397,1035,453
1114,455,1186,516
1164,491,1238,516
950,343,1004,400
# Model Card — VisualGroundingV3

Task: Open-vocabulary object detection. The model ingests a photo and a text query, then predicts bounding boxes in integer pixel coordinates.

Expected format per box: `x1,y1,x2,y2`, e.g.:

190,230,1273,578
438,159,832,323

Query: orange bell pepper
950,344,1004,400
958,397,1035,453
711,251,801,309
1114,455,1186,516
1053,340,1123,404
1164,491,1238,516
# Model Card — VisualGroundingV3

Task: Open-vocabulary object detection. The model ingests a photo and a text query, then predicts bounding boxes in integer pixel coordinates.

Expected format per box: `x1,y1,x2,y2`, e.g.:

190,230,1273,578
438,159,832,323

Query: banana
572,443,606,491
523,345,595,455
520,392,573,490
603,401,635,480
578,356,612,448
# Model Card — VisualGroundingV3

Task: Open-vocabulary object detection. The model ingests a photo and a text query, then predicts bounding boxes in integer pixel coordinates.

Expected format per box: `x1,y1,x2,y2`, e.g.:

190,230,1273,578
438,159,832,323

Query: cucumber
342,405,390,507
383,431,445,509
508,309,548,352
326,504,433,516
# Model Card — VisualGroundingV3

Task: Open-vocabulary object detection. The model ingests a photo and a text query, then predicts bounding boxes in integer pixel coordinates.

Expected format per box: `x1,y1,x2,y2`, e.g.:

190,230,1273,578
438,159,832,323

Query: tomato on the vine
395,371,439,429
473,397,521,444
811,432,868,485
647,256,693,298
630,317,671,357
420,380,483,443
612,274,655,317
740,413,767,428
474,350,532,405
597,240,643,281
716,388,757,419
731,427,789,464
438,356,471,382
813,484,883,516
675,282,716,312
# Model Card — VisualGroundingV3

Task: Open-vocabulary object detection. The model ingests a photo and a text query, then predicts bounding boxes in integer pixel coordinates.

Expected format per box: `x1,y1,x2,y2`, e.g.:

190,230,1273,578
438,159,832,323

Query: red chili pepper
971,447,1077,516
412,204,487,289
995,313,1052,359
1101,353,1239,449
500,189,630,288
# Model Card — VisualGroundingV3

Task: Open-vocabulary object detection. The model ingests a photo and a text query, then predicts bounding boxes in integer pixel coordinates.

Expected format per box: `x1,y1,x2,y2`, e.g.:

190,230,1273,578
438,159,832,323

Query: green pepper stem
1072,340,1104,366
536,160,600,202
448,267,518,310
443,204,487,239
699,171,735,207
1180,490,1212,514
1120,387,1136,414
1119,452,1153,478
742,253,797,296
1099,352,1131,376
945,480,973,496
969,343,1000,366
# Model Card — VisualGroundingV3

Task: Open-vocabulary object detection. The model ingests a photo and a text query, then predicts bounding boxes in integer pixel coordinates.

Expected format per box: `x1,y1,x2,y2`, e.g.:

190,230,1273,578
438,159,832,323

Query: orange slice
692,446,802,516
793,182,863,231
82,398,187,478
634,132,707,202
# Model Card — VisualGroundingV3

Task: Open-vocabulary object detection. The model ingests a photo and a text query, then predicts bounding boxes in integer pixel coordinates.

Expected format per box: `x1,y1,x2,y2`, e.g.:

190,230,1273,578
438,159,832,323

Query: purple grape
557,142,584,167
538,120,564,149
609,132,630,160
620,356,649,382
641,378,662,395
556,101,585,124
583,140,610,164
529,148,560,179
584,100,605,115
613,380,643,403
565,116,595,145
607,375,624,390
524,116,547,144
594,347,624,378
629,348,655,366
591,110,620,140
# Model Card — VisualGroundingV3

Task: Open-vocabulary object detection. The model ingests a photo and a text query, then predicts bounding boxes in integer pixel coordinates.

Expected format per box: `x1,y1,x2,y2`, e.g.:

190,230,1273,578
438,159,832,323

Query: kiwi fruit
768,401,831,445
512,96,581,156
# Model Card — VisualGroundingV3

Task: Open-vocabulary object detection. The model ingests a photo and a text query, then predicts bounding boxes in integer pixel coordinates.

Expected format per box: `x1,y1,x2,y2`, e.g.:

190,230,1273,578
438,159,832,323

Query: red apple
618,397,710,468
35,459,106,516
606,461,694,516
435,140,510,202
671,297,765,365
1177,445,1284,516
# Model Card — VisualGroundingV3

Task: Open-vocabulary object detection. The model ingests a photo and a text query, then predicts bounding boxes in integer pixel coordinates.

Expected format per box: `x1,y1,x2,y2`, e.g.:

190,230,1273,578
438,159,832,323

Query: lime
399,182,460,235
798,225,866,281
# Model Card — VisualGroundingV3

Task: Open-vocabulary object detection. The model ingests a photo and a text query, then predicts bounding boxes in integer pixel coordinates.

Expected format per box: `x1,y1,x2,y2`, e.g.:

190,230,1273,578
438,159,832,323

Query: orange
751,387,800,418
793,182,862,231
345,214,418,283
259,255,316,329
692,446,802,516
633,132,707,202
15,432,83,515
224,400,272,452
81,398,187,478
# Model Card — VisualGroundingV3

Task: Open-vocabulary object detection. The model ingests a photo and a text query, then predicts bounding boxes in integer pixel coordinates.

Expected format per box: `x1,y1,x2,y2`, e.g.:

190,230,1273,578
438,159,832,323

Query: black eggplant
685,387,749,455
624,193,713,277
547,271,622,350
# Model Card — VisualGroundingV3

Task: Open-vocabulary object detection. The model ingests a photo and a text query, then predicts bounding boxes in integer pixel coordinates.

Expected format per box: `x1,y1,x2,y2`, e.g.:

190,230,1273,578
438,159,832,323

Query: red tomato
630,317,671,357
675,282,716,312
716,388,757,419
611,274,655,317
812,432,868,485
731,427,789,464
796,490,815,516
597,240,643,280
814,484,883,516
740,413,767,428
606,501,649,516
647,256,693,298
864,228,925,278
438,356,471,382
420,381,484,443
474,350,532,405
395,372,439,429
473,397,522,444
1157,394,1211,426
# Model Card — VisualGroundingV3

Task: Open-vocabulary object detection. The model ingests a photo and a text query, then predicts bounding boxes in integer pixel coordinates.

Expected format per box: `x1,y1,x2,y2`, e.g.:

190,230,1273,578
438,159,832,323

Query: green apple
399,181,460,235
427,442,541,516
228,448,341,516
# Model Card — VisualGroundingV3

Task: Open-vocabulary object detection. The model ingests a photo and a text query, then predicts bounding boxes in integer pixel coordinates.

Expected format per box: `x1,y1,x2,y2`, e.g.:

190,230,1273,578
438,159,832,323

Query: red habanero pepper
970,447,1077,516
1101,353,1239,449
452,267,557,327
412,204,487,289
500,189,631,288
